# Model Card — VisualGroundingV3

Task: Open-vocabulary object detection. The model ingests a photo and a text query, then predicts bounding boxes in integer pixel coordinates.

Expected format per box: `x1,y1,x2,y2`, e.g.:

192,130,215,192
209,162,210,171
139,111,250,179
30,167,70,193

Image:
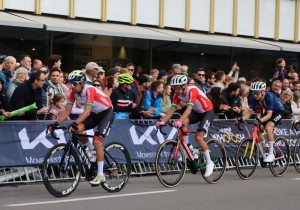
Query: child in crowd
48,93,70,120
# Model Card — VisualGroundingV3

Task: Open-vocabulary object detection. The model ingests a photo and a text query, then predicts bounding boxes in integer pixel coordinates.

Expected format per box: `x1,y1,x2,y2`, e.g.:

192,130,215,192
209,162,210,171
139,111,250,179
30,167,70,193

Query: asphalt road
1,167,300,210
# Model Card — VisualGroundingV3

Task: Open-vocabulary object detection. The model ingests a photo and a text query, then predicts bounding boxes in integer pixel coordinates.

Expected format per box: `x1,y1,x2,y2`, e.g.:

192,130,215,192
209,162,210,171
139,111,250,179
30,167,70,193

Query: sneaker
86,150,96,162
263,153,275,163
204,162,214,177
89,175,106,185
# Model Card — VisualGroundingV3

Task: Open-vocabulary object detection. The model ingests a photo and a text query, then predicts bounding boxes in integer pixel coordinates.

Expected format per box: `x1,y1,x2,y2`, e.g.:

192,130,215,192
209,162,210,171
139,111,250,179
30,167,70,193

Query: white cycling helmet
170,75,188,86
250,81,266,91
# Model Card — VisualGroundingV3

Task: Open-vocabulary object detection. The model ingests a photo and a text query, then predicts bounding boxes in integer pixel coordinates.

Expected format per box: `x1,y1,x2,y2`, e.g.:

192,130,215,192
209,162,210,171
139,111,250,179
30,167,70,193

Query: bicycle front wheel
269,137,290,177
101,142,131,193
294,138,300,173
41,143,81,197
199,139,227,184
235,138,259,180
155,140,186,188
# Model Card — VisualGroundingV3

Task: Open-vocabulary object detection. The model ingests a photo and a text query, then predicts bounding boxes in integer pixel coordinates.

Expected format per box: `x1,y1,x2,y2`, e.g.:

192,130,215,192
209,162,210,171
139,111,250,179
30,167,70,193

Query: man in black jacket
220,82,242,119
10,71,49,120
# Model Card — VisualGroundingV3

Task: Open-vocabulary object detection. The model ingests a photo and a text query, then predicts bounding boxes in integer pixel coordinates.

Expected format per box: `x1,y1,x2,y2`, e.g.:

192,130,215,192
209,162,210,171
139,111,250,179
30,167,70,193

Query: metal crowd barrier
0,119,296,185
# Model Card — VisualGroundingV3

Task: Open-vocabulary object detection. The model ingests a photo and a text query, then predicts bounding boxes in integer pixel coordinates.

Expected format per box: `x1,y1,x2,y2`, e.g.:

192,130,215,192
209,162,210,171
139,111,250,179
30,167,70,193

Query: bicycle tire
199,139,227,184
294,138,300,173
235,137,259,180
269,137,290,177
155,140,186,188
100,142,131,193
41,143,81,197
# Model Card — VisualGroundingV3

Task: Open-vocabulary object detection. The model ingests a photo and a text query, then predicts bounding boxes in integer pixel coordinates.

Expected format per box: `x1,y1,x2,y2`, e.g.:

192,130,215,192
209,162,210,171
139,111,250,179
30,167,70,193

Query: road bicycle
155,123,227,187
292,120,300,173
41,126,131,197
235,121,290,180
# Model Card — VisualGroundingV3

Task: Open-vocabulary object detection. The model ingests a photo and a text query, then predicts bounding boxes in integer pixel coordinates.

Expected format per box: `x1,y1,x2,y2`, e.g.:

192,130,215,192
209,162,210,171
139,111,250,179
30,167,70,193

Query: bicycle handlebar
236,120,263,132
292,120,300,131
46,126,94,140
157,122,197,135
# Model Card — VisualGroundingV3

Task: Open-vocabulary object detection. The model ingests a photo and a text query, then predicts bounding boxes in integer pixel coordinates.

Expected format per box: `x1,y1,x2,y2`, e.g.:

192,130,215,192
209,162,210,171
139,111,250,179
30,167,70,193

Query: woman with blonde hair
291,90,300,120
6,66,29,100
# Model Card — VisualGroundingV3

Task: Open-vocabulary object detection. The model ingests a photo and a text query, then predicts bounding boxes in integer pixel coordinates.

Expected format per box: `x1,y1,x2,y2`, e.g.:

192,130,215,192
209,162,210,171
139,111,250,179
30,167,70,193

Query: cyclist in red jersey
47,70,114,185
156,75,215,177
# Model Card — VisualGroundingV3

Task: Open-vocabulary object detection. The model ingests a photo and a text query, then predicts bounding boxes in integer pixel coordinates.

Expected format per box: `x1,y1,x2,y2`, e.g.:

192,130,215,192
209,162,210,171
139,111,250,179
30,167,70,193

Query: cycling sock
268,141,274,155
203,150,213,164
97,161,104,176
84,141,95,151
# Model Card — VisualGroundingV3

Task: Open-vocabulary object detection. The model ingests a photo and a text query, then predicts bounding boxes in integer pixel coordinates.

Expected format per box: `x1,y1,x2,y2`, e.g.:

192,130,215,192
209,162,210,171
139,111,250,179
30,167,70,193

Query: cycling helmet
250,81,266,91
170,75,188,86
68,70,86,82
119,74,134,84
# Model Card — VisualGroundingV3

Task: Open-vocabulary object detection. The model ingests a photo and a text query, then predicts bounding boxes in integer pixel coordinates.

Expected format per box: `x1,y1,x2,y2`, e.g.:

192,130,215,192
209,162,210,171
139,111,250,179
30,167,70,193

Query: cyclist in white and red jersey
156,75,215,177
47,70,114,185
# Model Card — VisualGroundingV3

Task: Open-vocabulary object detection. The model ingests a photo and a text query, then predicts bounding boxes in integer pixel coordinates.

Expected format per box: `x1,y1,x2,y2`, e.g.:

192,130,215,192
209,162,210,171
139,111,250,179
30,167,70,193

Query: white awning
145,27,281,51
0,11,43,29
10,12,179,42
249,39,300,52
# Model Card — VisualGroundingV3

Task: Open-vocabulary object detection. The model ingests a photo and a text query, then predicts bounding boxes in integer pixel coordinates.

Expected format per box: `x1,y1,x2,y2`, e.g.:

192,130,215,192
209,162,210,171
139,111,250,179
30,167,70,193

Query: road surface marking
6,190,177,207
291,178,300,180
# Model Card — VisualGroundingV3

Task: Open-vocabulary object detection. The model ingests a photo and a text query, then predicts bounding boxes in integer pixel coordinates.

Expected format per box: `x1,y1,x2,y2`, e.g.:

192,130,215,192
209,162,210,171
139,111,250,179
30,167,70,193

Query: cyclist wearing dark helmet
238,81,285,163
47,70,114,185
156,74,215,177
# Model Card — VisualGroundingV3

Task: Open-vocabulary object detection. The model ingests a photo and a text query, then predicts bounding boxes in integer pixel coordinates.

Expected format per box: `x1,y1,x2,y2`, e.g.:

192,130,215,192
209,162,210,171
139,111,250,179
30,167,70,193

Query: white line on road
291,178,300,180
6,190,177,207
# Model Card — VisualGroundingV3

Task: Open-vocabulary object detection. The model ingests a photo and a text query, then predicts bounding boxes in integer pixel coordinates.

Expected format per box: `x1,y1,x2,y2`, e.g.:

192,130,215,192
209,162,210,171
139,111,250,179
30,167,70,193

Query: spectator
288,71,299,83
273,58,287,81
48,54,62,70
270,80,282,97
220,83,242,119
282,78,291,92
161,83,172,115
96,68,105,81
227,63,240,83
239,83,250,112
293,80,300,92
0,55,6,72
150,69,159,81
85,62,102,84
0,56,17,93
193,68,205,92
280,89,293,119
38,65,50,107
211,70,226,91
93,79,105,91
110,74,136,119
10,71,49,120
224,75,234,88
48,93,70,120
140,80,164,119
187,77,195,86
172,64,181,75
126,63,135,77
0,79,12,118
48,68,64,105
6,67,29,101
203,71,216,93
20,55,32,74
107,68,120,79
114,63,122,69
59,71,71,101
133,64,143,81
291,91,300,120
32,59,43,73
181,65,188,76
157,70,169,83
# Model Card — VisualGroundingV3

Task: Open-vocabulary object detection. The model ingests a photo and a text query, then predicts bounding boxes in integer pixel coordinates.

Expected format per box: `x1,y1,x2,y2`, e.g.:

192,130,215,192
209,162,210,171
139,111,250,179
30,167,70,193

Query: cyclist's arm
179,105,192,123
260,111,272,123
161,106,176,122
74,105,92,125
241,108,253,121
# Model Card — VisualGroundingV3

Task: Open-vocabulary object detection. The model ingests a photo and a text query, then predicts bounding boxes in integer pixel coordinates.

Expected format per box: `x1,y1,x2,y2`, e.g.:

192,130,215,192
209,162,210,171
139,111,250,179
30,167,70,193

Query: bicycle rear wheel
235,138,259,180
42,143,81,197
100,142,131,193
294,139,300,173
155,140,186,188
269,137,290,177
199,139,227,184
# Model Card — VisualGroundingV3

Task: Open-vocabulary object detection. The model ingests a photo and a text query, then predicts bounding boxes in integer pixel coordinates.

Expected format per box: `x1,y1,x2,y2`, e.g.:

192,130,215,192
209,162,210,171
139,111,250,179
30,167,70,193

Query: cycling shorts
261,110,285,127
82,107,114,139
188,109,214,134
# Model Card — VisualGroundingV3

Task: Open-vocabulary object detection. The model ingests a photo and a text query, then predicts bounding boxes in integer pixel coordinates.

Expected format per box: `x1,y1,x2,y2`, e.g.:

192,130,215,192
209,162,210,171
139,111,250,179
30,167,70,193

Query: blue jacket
142,90,162,117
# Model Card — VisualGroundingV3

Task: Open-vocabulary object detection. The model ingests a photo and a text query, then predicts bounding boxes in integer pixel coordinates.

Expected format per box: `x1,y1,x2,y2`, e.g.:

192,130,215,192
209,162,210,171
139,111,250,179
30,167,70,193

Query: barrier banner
0,119,298,167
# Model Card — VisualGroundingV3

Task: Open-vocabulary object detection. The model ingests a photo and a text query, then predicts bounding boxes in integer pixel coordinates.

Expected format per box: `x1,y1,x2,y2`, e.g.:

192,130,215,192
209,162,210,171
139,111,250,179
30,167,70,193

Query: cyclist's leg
76,123,95,152
263,111,283,162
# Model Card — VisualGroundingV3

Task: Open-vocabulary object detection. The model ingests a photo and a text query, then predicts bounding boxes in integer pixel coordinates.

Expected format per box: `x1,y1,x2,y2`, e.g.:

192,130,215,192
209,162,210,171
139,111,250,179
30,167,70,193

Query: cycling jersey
249,91,285,112
68,84,112,114
172,86,213,113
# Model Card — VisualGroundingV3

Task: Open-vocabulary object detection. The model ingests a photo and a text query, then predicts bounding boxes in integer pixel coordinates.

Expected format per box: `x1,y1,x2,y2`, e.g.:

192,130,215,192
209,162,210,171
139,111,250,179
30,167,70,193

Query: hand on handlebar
172,120,183,128
68,122,78,133
156,120,166,129
46,122,59,134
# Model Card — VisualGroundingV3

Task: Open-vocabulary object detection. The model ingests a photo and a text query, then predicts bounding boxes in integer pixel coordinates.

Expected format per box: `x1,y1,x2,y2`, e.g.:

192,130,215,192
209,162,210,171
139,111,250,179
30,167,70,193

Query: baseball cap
138,74,151,85
0,55,7,64
85,62,103,72
158,70,168,79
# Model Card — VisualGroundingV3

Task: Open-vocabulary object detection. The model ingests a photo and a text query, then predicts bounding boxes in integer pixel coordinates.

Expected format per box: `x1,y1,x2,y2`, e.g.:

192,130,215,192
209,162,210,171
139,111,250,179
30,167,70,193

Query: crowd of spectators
0,54,299,121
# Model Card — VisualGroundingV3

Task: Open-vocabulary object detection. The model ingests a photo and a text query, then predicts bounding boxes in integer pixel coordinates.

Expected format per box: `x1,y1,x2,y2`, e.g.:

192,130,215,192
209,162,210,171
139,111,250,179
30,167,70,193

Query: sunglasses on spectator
93,83,101,87
197,74,205,77
41,70,49,74
128,69,134,72
98,72,104,75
